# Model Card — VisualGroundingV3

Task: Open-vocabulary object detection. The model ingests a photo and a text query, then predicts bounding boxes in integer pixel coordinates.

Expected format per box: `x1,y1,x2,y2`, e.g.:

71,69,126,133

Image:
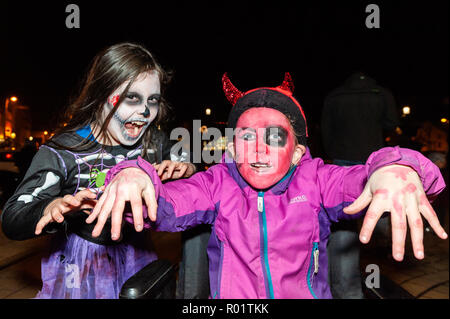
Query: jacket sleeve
1,146,67,240
317,146,446,223
104,157,217,232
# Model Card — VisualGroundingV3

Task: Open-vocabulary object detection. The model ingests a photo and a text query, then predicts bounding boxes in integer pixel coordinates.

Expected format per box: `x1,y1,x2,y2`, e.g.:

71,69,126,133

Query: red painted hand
344,164,447,261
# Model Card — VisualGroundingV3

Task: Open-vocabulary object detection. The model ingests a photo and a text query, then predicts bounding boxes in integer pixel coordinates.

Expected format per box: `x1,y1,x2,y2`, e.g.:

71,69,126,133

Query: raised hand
153,160,196,181
35,189,98,235
86,167,157,240
344,164,448,261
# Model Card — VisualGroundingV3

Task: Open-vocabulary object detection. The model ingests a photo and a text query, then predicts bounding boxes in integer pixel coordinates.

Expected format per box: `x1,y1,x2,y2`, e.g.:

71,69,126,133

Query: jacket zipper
307,242,319,299
258,191,275,299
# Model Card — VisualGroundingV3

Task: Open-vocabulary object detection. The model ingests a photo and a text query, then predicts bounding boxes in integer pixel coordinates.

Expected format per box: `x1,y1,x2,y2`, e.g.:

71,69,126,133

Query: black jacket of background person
321,72,399,162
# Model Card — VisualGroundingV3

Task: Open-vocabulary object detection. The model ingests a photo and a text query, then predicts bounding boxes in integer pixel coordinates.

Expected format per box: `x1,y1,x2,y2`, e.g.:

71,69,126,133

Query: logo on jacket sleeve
289,194,308,204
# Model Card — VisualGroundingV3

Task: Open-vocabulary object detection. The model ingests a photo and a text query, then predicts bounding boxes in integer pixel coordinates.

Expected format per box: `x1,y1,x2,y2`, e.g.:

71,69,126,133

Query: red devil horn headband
222,73,243,106
222,72,295,105
277,72,295,94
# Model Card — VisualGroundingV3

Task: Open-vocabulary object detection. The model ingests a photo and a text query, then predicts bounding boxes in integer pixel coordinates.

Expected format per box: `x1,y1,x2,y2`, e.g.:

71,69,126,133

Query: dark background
1,1,448,150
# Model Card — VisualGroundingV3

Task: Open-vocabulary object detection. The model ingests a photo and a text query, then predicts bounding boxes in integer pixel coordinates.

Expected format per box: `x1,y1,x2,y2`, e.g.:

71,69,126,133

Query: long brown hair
52,42,172,159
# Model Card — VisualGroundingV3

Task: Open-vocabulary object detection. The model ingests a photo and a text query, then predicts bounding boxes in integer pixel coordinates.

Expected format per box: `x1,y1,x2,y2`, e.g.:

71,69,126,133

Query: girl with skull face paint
90,73,447,299
1,43,195,299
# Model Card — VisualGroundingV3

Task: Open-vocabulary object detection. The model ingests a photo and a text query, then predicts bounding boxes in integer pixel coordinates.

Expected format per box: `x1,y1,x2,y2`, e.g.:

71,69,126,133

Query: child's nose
256,134,267,154
140,105,150,117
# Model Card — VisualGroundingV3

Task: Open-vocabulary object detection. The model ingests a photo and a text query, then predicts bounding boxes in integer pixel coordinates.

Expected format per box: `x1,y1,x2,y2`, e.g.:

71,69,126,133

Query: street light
3,96,19,139
205,108,212,116
402,106,411,117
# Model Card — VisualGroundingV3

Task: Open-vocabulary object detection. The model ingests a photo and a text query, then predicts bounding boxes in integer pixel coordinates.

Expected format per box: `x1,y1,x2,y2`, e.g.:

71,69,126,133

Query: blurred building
1,98,32,150
414,121,448,154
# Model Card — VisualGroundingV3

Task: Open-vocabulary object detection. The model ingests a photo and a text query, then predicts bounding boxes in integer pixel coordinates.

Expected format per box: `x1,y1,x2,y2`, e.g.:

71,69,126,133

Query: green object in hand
95,172,106,188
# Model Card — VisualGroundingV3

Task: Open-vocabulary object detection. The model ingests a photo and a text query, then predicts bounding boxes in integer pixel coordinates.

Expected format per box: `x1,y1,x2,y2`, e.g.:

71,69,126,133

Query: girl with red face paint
88,73,447,299
1,43,196,299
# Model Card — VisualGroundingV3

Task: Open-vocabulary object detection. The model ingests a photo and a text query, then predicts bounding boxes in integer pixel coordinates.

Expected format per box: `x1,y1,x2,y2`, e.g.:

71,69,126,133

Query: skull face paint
100,71,161,146
233,108,297,189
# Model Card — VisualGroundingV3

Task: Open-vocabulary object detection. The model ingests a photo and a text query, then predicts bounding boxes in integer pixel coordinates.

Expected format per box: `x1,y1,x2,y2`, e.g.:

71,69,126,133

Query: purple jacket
105,147,445,299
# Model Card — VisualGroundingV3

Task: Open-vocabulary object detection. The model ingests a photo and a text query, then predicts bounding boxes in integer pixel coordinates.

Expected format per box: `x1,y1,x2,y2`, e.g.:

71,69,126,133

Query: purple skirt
35,231,157,299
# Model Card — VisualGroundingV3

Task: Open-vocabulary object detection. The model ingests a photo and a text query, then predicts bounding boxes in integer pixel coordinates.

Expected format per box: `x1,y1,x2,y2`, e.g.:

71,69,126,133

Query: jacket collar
224,148,312,195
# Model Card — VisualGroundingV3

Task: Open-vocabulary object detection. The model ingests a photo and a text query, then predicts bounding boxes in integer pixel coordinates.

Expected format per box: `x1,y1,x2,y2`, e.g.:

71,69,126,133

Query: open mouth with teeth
250,162,272,170
124,120,148,138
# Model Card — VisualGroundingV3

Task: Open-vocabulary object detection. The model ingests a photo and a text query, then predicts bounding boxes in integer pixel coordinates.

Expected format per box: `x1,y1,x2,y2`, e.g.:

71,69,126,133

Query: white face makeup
98,71,161,146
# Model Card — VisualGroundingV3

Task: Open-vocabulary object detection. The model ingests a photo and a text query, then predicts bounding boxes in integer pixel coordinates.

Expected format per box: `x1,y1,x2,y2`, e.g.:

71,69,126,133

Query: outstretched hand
86,167,157,240
344,164,447,261
35,189,98,235
153,160,196,181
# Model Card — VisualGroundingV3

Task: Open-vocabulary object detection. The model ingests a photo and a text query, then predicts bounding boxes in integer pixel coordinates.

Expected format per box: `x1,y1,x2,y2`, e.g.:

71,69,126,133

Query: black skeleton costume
1,126,182,243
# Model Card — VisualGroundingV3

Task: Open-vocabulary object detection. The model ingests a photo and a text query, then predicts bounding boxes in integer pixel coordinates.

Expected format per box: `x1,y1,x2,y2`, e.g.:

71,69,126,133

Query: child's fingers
175,164,188,179
110,193,125,240
358,199,389,244
92,189,117,237
391,201,407,261
142,186,157,222
358,189,391,243
35,213,54,235
165,162,177,179
405,196,424,260
62,194,81,207
74,189,97,202
343,185,372,215
157,161,170,177
51,206,66,223
418,194,448,240
129,189,144,232
86,187,110,224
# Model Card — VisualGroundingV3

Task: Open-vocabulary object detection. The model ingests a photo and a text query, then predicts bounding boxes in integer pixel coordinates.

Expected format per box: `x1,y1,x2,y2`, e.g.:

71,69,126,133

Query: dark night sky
1,1,449,134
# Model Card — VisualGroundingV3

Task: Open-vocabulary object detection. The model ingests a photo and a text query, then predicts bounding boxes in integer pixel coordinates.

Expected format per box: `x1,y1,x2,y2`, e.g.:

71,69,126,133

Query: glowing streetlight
10,96,18,102
44,131,48,135
402,106,411,116
440,118,448,124
205,108,212,116
11,132,16,139
29,136,33,141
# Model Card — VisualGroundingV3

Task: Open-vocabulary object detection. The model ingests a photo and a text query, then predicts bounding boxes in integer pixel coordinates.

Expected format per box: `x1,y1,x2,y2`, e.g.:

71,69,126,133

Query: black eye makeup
264,126,288,147
147,94,161,105
237,128,256,141
124,92,161,106
125,92,142,105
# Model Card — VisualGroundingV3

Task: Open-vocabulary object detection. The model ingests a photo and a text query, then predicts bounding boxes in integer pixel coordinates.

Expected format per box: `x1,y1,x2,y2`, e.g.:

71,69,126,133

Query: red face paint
392,183,419,219
419,194,436,216
384,166,412,181
234,108,296,189
404,183,416,193
392,190,403,218
414,218,423,227
108,94,121,107
374,188,389,200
